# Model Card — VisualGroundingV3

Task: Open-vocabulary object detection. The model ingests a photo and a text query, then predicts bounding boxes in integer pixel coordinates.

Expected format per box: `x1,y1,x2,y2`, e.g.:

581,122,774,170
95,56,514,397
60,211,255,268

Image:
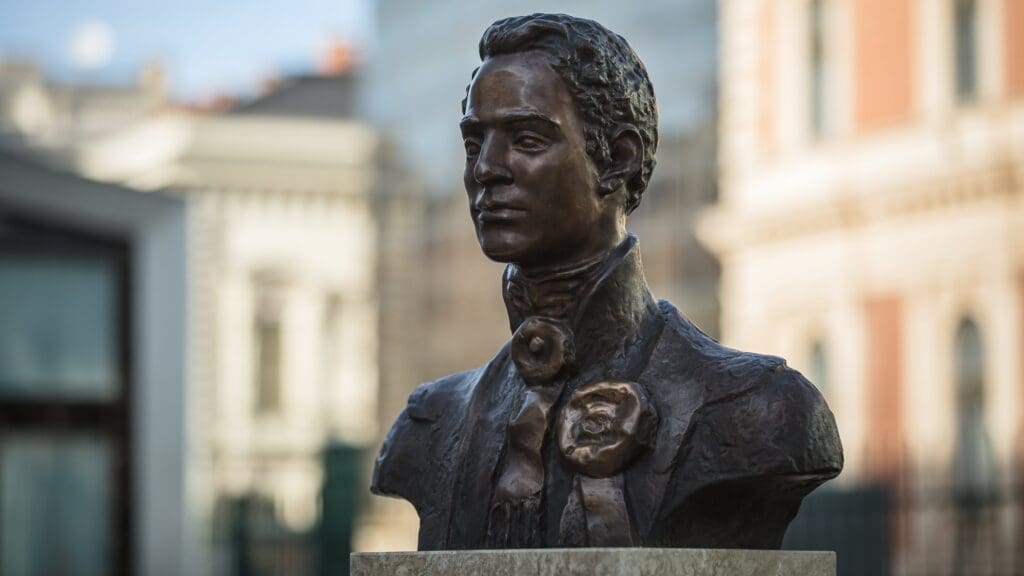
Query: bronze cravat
486,249,610,547
486,238,647,547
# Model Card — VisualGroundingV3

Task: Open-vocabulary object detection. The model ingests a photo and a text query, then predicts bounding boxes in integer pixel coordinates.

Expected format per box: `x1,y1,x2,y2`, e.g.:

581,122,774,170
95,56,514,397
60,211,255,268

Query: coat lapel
444,345,524,548
624,301,708,540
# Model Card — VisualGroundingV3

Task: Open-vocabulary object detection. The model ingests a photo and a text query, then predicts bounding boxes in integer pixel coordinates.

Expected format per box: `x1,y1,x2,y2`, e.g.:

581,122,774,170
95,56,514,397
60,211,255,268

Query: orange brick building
706,0,1024,571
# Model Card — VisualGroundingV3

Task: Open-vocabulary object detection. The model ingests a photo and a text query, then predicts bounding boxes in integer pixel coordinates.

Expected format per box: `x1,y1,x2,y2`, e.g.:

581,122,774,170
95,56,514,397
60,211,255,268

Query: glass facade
0,211,130,576
0,435,112,576
0,254,120,398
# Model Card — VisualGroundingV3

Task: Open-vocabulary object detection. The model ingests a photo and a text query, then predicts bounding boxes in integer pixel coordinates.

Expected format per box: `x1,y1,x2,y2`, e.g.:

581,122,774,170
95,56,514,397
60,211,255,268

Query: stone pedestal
350,548,835,576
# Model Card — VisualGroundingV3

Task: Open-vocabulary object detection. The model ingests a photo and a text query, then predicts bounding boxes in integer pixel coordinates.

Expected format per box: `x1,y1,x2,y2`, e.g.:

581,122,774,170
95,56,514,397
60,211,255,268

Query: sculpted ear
598,125,644,198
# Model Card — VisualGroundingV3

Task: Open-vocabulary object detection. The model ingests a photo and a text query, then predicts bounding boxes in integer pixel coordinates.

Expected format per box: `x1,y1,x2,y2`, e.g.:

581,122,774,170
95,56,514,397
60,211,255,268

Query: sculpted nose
473,138,512,186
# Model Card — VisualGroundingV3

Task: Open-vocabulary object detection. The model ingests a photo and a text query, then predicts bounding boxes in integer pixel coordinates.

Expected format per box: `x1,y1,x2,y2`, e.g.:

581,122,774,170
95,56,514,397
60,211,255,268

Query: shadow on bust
372,13,843,550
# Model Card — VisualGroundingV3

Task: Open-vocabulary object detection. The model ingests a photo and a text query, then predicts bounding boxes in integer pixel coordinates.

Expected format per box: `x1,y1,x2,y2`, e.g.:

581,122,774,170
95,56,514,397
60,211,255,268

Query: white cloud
68,20,115,70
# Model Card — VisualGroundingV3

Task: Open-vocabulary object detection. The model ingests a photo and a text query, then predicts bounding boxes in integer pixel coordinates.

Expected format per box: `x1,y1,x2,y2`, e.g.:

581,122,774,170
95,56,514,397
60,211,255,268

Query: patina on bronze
372,13,843,550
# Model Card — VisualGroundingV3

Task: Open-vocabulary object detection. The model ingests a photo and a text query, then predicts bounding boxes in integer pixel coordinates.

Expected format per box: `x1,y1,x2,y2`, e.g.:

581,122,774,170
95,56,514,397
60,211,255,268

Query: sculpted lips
478,208,527,223
475,202,528,223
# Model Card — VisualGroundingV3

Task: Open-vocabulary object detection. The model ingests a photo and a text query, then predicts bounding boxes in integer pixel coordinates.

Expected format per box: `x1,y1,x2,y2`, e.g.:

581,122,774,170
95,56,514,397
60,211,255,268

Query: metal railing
786,482,1024,576
212,443,362,576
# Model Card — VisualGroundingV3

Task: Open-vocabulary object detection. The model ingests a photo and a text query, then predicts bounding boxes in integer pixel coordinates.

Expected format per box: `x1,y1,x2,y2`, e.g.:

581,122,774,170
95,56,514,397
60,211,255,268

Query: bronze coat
372,241,843,550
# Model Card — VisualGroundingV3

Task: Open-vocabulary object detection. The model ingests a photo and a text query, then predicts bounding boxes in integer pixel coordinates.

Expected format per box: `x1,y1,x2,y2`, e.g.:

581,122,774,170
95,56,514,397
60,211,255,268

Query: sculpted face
461,52,619,269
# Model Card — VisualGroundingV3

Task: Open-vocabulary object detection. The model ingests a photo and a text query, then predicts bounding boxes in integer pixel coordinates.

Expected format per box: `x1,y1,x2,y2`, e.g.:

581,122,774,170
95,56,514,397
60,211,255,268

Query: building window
0,212,132,576
954,0,979,102
253,293,283,414
809,340,829,395
320,294,342,389
952,317,995,494
951,317,996,568
809,0,828,138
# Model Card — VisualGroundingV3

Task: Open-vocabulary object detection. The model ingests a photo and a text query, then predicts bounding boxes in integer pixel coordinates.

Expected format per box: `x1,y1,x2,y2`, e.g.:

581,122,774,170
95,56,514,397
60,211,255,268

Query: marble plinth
350,548,835,576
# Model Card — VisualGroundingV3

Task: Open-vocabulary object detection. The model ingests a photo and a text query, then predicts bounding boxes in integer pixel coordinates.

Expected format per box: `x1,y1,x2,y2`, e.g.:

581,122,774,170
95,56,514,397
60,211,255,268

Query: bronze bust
372,13,843,550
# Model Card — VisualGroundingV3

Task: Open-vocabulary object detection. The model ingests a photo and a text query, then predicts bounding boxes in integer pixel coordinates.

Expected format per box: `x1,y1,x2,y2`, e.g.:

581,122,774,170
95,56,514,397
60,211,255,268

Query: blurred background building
706,0,1024,574
0,153,187,575
78,59,380,575
1,0,1022,575
0,58,167,166
2,23,379,576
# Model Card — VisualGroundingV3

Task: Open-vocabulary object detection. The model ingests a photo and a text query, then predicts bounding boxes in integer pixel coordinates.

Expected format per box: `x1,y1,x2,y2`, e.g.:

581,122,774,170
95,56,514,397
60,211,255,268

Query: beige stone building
0,58,166,165
77,77,381,572
706,0,1023,571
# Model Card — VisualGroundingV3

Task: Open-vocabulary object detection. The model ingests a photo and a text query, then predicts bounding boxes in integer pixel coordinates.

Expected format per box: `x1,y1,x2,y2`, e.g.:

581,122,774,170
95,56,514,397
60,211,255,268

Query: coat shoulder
370,367,481,506
404,368,479,423
657,300,786,385
655,299,843,478
649,302,842,547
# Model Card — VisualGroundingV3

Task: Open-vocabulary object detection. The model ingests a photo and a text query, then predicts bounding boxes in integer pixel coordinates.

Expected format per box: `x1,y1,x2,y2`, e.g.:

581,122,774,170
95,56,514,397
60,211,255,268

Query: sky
0,0,373,101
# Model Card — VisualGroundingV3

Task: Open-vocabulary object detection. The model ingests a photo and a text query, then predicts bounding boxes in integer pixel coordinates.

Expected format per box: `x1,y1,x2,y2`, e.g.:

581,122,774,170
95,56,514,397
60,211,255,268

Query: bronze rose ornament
556,380,658,546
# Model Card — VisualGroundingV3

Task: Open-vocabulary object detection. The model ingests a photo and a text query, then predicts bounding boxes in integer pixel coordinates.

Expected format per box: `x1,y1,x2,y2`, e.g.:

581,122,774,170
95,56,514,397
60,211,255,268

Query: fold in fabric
558,474,633,546
486,385,560,547
486,496,543,548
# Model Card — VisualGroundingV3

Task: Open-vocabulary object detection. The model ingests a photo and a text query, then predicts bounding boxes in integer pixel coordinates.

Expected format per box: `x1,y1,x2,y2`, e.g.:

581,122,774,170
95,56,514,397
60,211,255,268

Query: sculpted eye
463,138,481,157
514,133,548,152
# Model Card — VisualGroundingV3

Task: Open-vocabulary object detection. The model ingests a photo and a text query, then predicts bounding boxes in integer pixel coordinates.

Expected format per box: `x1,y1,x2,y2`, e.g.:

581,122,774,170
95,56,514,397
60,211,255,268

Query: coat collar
501,234,658,369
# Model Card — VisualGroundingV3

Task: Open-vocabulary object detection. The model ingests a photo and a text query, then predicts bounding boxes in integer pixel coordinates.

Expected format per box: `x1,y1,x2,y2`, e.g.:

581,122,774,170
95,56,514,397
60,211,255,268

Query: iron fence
786,482,1024,576
213,443,361,576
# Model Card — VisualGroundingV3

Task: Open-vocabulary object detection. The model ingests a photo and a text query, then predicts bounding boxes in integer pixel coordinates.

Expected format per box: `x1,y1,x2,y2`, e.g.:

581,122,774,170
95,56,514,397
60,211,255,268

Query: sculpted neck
514,224,628,277
501,234,653,339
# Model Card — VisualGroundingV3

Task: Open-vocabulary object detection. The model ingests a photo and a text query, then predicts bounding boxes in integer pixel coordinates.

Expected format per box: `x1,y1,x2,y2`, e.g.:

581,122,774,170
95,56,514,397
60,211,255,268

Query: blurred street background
0,0,1021,574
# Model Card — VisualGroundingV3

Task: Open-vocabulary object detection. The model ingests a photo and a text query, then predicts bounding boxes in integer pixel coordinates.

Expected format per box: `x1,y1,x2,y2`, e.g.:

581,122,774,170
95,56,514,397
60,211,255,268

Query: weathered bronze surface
372,13,843,550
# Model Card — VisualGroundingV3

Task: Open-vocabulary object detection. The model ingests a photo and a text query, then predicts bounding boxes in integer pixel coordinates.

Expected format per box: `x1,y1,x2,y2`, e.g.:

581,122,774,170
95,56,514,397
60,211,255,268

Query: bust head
460,14,659,269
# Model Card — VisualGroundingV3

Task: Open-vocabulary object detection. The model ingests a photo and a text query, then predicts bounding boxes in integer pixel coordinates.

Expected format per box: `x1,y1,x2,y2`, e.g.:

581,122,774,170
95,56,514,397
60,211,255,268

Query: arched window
954,0,978,102
955,318,983,405
952,318,995,501
951,317,997,572
252,275,286,415
809,340,829,395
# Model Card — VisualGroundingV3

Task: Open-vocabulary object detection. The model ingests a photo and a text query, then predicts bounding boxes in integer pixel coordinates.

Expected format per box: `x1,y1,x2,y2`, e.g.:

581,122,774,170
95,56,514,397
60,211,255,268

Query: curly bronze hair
463,13,659,214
